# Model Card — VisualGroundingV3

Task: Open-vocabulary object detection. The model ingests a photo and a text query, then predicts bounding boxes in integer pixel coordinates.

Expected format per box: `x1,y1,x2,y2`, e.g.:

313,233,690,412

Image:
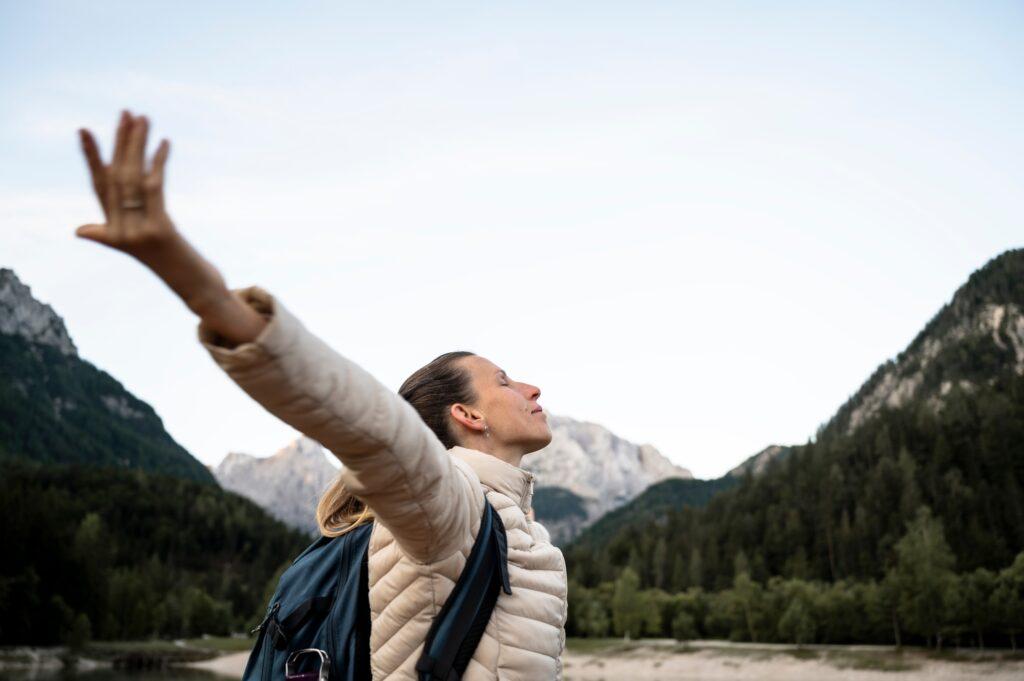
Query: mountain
570,440,795,554
217,412,692,544
0,268,77,356
0,268,308,644
523,414,692,543
727,444,793,478
824,249,1024,438
569,476,739,553
214,437,339,535
566,249,1024,590
0,268,214,483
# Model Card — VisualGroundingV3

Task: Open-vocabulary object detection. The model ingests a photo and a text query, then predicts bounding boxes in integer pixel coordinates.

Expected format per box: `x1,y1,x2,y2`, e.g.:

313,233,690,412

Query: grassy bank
0,638,256,671
87,638,254,665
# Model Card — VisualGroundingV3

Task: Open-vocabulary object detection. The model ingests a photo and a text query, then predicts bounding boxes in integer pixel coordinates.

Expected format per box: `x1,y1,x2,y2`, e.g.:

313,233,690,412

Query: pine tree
652,538,667,590
892,506,955,647
991,553,1024,650
611,568,644,640
688,547,703,589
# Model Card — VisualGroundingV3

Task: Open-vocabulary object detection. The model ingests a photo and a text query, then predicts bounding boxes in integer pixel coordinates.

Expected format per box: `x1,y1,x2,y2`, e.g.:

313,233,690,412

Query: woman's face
457,354,552,454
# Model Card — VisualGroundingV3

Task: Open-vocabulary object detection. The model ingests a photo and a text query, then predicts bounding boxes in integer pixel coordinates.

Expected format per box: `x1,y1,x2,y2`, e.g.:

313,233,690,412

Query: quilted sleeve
197,285,479,562
527,519,552,546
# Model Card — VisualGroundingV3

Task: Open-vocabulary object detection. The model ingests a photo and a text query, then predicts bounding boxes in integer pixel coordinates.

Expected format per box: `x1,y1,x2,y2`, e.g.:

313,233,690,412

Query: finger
147,138,170,176
108,111,131,239
125,115,148,178
105,162,124,241
144,139,170,217
120,116,149,235
79,129,109,216
75,223,113,247
78,129,105,182
112,110,131,166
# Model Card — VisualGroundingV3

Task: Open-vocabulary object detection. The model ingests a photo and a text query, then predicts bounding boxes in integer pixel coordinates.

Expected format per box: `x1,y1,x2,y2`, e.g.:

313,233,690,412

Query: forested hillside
569,370,1024,588
0,270,213,483
0,462,307,644
0,269,308,645
570,476,737,556
564,249,1024,648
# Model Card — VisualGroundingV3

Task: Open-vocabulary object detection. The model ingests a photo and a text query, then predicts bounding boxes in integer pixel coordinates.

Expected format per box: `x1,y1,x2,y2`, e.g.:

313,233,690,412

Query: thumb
75,223,112,245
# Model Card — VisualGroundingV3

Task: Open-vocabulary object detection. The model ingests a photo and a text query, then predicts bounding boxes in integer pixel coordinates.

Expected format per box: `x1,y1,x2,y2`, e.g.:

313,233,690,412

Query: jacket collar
449,446,534,513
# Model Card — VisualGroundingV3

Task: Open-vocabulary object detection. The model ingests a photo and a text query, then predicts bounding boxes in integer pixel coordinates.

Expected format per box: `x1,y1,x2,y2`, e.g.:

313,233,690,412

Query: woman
76,111,568,680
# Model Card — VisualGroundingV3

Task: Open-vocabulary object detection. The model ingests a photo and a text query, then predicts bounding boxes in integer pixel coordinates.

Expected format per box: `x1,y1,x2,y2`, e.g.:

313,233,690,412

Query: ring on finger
121,197,145,210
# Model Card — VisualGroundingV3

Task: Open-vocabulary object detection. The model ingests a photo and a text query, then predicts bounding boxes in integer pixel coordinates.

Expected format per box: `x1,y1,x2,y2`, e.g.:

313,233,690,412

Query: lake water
0,656,713,681
0,667,699,681
0,671,664,681
6,653,1017,681
0,667,747,681
0,670,224,681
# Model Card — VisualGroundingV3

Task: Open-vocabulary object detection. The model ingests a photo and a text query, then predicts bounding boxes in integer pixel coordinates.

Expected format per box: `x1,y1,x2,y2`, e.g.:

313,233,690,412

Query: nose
522,382,541,401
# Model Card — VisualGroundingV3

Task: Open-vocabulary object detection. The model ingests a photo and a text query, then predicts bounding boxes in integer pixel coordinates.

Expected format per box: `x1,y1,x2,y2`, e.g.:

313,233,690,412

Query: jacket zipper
255,602,279,681
252,601,280,635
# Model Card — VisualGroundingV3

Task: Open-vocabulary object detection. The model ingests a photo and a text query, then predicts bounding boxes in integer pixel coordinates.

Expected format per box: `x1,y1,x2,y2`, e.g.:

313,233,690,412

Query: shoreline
5,641,1022,680
188,652,251,677
184,641,1024,681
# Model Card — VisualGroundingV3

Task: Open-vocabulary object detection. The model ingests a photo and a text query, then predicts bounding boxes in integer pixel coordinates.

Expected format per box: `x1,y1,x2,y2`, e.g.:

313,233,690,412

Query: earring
484,426,491,438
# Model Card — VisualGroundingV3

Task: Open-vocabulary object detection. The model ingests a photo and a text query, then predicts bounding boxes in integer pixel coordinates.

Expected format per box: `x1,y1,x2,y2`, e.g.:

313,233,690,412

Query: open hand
77,110,174,259
75,109,267,345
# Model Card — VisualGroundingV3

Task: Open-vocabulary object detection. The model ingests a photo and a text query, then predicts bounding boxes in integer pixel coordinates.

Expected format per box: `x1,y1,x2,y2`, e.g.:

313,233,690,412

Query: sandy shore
563,647,1024,680
188,642,1024,681
189,652,252,677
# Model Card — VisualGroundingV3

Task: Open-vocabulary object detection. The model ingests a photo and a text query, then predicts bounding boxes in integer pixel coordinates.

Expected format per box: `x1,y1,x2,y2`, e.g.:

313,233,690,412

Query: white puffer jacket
199,287,568,680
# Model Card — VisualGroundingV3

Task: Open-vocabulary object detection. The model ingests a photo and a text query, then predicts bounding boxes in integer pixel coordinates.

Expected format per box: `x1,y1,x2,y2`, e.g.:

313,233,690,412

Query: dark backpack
244,499,511,681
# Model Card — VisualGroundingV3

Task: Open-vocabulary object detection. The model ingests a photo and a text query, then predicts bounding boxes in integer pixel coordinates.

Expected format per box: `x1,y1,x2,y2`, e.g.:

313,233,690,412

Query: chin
524,427,553,455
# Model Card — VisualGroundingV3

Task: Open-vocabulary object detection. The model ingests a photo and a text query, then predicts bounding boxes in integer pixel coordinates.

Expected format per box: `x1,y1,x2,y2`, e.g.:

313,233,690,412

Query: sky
2,1,1022,478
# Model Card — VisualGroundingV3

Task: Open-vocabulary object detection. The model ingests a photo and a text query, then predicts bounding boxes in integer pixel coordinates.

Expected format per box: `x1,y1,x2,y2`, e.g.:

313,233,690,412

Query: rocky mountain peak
282,436,335,462
728,444,792,478
214,436,340,535
216,451,257,475
523,414,692,502
827,249,1024,437
214,414,692,543
523,413,692,542
0,269,77,357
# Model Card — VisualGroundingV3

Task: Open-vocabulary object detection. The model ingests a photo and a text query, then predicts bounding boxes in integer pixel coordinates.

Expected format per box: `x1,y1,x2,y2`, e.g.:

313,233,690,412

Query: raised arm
75,111,480,561
197,286,482,561
76,111,266,347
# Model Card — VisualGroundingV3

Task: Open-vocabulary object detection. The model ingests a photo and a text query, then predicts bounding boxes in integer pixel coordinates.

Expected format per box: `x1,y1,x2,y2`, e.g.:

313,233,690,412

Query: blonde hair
316,475,373,537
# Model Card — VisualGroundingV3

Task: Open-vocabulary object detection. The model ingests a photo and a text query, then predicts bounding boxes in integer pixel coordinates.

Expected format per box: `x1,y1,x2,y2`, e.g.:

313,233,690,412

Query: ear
450,403,486,433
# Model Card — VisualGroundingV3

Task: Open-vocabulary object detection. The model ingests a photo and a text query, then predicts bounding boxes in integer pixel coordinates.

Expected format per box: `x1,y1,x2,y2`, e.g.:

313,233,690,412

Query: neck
459,433,525,468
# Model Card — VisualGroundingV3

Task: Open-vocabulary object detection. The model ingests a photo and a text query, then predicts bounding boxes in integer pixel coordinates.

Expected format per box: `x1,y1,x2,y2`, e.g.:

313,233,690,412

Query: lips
531,407,544,414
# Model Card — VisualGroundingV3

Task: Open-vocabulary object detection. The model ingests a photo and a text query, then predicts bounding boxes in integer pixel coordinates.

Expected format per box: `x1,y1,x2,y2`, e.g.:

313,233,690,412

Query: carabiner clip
285,648,331,681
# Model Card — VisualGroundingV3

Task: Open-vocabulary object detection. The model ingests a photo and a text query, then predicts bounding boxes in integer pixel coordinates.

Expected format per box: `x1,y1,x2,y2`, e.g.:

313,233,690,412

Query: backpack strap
415,499,511,681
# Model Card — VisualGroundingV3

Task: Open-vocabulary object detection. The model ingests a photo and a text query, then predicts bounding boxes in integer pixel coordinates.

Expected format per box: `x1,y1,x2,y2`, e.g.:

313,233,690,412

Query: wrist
135,231,229,314
195,288,269,348
185,284,234,319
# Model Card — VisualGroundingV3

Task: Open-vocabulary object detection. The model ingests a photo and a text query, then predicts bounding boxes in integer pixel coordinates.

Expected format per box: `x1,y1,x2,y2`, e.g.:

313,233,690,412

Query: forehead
461,355,504,378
